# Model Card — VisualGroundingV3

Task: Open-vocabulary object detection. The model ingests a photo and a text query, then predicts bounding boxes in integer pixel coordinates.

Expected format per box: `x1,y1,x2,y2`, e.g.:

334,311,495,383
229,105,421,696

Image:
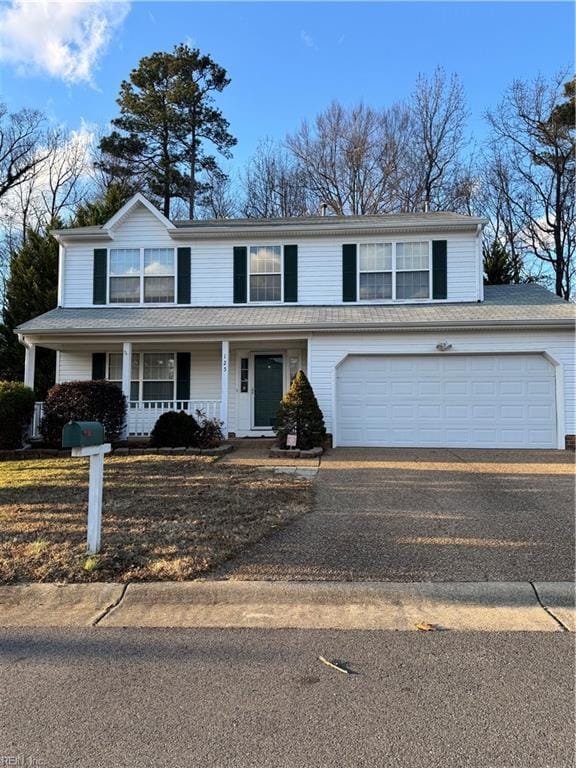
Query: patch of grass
83,555,103,573
0,455,312,584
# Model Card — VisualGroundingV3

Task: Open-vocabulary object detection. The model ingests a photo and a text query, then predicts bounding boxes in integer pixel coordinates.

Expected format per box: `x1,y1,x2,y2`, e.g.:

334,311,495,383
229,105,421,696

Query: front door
253,354,284,428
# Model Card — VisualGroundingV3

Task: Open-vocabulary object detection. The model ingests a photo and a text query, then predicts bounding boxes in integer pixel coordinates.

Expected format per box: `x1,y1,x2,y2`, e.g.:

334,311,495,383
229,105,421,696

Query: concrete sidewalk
0,581,573,632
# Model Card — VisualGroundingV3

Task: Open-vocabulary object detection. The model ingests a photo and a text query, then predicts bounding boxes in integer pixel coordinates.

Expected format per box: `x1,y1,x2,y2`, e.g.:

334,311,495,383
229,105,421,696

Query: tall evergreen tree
0,227,58,397
483,239,521,285
73,181,134,227
99,44,236,219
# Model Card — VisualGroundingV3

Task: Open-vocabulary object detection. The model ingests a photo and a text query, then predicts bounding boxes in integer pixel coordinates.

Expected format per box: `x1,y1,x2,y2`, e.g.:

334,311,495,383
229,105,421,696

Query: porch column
121,342,132,400
121,342,132,439
23,341,36,391
220,340,229,437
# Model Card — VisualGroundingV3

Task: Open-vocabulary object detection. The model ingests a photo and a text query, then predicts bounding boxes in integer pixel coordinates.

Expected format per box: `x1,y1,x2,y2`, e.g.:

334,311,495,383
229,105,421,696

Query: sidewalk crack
529,581,569,632
92,584,128,626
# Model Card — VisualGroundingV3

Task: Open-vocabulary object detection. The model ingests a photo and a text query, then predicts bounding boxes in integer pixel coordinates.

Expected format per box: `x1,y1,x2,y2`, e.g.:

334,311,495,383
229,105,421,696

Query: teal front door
253,354,284,428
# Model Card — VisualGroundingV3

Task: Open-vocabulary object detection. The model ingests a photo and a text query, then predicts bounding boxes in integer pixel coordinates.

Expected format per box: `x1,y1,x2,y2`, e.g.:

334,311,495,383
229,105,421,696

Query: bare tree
197,170,238,219
0,104,47,200
287,102,411,215
405,68,469,211
242,138,312,218
38,127,92,223
0,126,92,239
486,74,575,299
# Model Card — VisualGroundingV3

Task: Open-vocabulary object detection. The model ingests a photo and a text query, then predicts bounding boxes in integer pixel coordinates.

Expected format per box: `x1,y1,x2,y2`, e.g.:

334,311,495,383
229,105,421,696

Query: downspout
57,243,64,307
476,224,484,302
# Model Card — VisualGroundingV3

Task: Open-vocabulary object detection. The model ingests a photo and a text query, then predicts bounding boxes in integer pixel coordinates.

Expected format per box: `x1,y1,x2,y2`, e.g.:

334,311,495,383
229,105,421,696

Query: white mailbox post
71,443,112,554
62,421,111,554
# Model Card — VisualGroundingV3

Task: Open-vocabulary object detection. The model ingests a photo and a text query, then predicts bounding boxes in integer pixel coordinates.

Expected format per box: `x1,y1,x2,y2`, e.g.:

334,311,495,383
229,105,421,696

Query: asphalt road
0,628,574,768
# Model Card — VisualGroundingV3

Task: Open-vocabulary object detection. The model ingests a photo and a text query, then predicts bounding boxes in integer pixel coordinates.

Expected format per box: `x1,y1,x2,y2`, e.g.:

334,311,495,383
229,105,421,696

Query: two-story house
17,193,575,449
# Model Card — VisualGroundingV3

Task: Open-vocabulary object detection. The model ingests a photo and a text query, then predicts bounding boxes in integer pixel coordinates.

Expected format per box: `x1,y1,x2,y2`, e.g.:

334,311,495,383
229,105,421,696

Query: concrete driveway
215,448,575,582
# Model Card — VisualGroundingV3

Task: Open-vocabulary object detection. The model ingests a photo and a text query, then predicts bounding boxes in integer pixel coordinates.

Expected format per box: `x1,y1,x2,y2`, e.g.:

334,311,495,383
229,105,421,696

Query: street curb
1,581,573,631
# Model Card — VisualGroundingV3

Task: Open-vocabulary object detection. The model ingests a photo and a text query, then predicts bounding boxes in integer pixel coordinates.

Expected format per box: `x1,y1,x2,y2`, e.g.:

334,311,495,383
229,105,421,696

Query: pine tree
99,44,236,218
73,181,134,227
483,239,520,285
0,227,58,397
275,370,326,450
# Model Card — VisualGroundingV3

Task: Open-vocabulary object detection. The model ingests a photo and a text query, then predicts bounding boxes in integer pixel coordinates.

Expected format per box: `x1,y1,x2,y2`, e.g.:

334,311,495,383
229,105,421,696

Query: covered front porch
23,335,309,439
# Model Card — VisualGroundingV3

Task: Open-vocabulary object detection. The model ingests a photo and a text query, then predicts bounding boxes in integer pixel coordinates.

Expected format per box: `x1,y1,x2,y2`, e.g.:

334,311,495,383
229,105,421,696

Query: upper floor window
396,242,430,299
109,248,175,304
249,246,281,302
357,241,431,301
359,243,392,300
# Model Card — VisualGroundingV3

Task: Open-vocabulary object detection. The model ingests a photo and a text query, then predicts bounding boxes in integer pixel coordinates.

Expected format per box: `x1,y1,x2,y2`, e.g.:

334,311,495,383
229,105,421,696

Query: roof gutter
17,317,575,338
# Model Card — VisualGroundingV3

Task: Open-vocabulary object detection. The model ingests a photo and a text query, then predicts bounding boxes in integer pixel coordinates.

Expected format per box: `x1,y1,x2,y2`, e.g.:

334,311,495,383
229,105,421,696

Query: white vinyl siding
56,351,92,382
61,203,481,308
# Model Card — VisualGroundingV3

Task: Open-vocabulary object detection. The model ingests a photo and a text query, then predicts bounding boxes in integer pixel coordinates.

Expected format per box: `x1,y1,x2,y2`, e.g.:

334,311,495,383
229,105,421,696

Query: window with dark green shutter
93,249,107,305
342,244,357,302
283,245,298,302
432,240,448,300
92,353,106,380
177,248,191,304
233,246,247,303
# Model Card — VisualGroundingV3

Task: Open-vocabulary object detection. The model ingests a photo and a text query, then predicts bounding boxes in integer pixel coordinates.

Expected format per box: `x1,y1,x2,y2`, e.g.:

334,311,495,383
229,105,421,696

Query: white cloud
300,30,316,50
0,0,130,85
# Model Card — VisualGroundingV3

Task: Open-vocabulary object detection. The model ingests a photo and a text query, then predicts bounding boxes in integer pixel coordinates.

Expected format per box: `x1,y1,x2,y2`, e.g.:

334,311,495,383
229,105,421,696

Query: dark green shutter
93,249,107,305
233,246,247,303
176,352,191,400
283,245,298,302
177,247,191,304
342,244,357,302
92,353,106,381
432,240,448,300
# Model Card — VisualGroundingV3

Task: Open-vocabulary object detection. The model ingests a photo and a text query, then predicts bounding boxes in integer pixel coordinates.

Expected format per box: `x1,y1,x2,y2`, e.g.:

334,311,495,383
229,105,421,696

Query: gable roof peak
104,192,176,231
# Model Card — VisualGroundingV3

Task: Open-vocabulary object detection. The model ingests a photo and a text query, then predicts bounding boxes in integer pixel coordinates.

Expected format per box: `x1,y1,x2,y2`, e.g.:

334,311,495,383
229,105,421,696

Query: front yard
0,455,311,583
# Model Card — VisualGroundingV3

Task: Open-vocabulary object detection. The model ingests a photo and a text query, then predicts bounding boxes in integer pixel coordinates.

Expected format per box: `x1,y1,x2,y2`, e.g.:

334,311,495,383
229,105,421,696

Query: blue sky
0,1,573,170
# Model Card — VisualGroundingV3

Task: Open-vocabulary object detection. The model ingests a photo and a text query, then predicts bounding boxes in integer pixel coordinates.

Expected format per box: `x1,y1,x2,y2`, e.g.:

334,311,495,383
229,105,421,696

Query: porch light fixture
436,341,453,352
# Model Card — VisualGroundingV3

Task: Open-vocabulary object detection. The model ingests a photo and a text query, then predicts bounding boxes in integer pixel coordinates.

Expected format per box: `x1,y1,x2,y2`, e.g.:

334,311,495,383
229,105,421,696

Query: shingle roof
16,285,575,337
172,211,487,230
52,209,488,242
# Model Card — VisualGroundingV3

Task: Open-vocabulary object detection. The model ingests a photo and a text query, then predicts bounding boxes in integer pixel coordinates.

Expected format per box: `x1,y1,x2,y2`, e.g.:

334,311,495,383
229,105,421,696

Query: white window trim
107,352,176,402
107,247,178,306
356,240,437,304
248,245,284,304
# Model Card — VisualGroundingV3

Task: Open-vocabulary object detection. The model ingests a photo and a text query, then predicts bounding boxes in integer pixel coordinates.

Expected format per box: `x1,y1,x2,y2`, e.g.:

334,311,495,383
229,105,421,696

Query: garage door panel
499,381,524,396
527,380,553,395
336,354,556,449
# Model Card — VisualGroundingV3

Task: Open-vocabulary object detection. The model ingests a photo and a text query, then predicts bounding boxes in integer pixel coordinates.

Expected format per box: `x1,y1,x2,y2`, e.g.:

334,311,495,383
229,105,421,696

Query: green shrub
150,410,199,447
275,370,326,450
40,380,126,446
0,381,36,449
149,409,224,448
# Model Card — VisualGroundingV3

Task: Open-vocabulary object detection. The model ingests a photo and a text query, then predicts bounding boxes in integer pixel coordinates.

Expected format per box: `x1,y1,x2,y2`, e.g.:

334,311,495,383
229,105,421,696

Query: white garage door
336,354,557,448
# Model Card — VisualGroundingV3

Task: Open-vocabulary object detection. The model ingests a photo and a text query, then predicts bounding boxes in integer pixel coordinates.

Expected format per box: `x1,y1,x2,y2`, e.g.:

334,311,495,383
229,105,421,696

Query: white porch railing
127,400,222,437
31,402,44,439
30,400,222,439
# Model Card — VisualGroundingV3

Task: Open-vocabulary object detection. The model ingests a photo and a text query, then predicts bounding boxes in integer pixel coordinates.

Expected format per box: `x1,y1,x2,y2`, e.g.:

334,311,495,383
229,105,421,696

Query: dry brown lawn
0,455,311,583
